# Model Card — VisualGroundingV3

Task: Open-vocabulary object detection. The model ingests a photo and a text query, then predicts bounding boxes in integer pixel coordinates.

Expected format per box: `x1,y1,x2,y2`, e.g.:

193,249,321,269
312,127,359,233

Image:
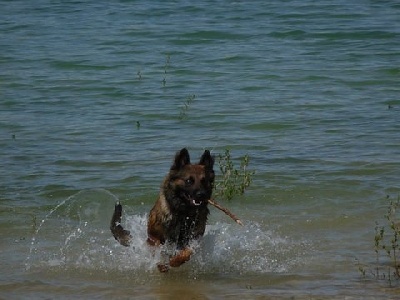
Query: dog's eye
185,177,194,186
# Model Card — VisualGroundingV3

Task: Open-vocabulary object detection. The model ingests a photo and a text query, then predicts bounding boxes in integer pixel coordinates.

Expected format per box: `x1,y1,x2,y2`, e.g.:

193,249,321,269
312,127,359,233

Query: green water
1,1,400,298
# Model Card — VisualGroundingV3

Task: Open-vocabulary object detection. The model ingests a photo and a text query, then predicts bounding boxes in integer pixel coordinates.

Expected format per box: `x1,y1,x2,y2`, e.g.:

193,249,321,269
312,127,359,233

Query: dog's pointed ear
199,150,214,169
171,148,191,171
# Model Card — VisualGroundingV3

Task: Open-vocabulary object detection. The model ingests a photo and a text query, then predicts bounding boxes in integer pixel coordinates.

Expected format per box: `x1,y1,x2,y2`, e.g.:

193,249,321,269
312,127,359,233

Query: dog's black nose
196,190,207,199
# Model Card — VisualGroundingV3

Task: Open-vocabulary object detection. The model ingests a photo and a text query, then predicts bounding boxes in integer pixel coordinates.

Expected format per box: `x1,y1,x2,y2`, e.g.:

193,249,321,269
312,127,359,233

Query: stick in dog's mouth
207,199,243,226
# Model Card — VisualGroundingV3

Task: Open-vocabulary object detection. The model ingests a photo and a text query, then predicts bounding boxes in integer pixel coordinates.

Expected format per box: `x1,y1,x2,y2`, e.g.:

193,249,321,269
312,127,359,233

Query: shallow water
1,0,400,298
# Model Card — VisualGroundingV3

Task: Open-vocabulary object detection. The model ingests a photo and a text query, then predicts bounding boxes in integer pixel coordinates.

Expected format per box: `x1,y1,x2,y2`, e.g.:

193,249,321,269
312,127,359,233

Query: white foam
25,190,310,275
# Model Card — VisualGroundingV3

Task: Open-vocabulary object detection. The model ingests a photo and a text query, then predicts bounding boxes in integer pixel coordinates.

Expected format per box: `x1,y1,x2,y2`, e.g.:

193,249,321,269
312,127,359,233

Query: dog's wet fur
110,148,214,272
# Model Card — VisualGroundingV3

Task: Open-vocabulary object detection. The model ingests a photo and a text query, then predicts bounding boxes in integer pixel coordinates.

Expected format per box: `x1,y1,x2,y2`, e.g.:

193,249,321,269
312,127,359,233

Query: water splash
193,220,303,274
25,189,120,270
25,189,310,276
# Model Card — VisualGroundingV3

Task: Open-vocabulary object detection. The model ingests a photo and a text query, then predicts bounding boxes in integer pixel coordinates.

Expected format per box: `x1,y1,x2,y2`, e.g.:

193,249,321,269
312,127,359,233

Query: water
1,0,400,298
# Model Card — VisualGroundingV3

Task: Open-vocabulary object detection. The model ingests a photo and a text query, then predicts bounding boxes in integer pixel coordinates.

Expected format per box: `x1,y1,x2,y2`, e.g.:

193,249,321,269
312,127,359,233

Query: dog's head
167,148,215,208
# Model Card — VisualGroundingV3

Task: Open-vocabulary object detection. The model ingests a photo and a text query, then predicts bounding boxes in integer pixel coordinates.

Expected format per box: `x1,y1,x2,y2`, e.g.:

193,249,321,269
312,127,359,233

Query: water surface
1,1,400,298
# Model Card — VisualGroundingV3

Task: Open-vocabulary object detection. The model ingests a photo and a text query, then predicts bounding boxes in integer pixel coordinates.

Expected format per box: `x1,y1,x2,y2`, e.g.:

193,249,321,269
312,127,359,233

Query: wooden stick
207,199,243,226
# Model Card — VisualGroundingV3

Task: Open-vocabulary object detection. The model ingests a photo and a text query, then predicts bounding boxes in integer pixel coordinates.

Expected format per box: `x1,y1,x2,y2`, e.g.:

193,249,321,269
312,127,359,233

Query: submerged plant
214,149,255,201
31,214,37,233
178,94,196,120
162,54,170,87
358,196,400,286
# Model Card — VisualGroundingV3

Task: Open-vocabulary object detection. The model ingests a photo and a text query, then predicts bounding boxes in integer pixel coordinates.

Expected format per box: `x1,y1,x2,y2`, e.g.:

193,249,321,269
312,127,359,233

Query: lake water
1,1,400,299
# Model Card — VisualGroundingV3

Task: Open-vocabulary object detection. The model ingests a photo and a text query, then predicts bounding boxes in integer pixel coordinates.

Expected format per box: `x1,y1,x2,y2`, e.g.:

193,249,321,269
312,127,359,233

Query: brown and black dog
110,148,215,272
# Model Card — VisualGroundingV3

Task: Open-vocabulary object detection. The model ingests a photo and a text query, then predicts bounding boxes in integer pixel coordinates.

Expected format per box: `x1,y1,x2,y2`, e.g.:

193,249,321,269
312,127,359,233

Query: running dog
110,148,215,272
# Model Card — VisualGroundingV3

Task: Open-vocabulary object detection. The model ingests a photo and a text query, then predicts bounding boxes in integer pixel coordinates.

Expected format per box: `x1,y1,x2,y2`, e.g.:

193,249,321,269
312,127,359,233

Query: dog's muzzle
183,191,208,206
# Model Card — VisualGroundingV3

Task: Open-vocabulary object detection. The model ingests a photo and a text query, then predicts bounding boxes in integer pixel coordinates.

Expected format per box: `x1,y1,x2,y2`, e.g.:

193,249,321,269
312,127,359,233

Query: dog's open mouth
183,193,204,206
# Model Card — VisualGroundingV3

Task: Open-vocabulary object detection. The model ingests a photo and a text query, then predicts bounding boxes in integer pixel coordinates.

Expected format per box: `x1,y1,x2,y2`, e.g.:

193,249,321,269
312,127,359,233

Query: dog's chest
165,210,205,241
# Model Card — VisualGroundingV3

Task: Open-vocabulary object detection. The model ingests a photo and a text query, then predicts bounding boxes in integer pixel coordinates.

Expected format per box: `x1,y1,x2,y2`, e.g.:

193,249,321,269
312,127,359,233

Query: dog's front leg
169,247,193,268
155,247,193,272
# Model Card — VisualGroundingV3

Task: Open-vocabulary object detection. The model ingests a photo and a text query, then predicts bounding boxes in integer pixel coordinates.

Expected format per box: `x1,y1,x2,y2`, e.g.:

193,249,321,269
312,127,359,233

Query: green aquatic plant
214,149,255,201
358,196,400,286
31,214,37,233
178,94,196,120
162,54,170,87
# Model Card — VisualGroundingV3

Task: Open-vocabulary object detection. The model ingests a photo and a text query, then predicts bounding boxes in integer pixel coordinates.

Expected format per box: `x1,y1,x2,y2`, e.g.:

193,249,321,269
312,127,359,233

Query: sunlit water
1,0,400,298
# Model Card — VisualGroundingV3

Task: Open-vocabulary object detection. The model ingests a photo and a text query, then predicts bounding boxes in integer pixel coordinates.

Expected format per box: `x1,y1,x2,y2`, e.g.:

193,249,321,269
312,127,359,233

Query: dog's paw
157,263,170,273
169,247,193,268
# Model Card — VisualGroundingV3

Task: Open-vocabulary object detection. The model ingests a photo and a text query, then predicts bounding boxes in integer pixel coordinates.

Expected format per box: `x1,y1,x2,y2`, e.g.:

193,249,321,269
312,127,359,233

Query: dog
110,148,215,272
